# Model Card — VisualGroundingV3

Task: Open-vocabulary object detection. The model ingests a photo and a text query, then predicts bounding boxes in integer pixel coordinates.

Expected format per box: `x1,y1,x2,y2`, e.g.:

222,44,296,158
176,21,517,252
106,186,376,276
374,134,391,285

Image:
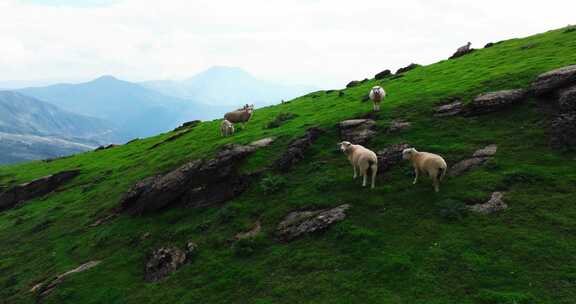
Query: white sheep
224,104,254,128
402,148,447,192
457,42,472,54
220,119,235,137
339,141,378,189
369,86,386,112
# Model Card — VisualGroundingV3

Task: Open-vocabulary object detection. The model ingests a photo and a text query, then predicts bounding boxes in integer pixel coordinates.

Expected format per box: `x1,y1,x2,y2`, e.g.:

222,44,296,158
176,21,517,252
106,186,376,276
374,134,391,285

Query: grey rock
388,120,411,133
468,192,507,214
120,141,270,215
472,144,498,157
559,85,576,112
30,261,101,296
396,63,420,74
550,113,576,150
531,65,576,95
346,80,361,88
377,143,410,173
0,170,80,211
449,145,498,177
277,204,351,242
466,89,528,116
374,69,392,79
144,247,187,282
434,101,464,117
338,119,377,145
274,128,323,172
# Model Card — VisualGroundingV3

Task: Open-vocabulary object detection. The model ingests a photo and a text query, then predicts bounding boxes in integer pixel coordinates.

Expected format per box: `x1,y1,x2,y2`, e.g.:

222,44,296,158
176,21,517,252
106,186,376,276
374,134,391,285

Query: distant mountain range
17,76,226,138
0,91,123,164
0,66,317,164
141,66,318,107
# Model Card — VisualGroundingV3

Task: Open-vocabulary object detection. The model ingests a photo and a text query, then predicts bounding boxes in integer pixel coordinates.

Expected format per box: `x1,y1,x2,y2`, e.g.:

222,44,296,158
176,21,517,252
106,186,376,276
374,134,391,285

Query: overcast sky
0,0,574,88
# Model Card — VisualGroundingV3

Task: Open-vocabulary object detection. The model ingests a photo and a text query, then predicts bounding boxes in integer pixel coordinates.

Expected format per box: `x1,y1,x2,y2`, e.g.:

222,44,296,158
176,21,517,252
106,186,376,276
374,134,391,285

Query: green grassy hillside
1,27,576,304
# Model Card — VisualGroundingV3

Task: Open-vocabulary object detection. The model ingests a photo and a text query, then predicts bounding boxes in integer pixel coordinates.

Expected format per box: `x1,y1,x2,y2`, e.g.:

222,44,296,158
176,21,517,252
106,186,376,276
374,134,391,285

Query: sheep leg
413,168,419,184
362,173,367,187
353,165,358,179
432,177,440,193
371,164,377,189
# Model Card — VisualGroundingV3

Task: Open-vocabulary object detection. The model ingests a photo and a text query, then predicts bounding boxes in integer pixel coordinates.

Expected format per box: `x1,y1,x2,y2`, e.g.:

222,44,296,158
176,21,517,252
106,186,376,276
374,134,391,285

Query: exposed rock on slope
449,145,498,177
377,143,410,174
144,247,188,282
338,119,376,145
30,261,101,297
0,170,80,211
276,204,351,242
467,192,507,214
120,140,273,215
396,63,420,74
274,128,323,172
531,64,576,95
465,89,528,116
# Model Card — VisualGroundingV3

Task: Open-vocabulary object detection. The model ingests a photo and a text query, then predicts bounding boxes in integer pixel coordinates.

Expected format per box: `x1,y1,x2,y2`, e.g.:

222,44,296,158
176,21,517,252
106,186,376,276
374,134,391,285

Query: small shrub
436,199,468,221
265,112,297,129
259,175,287,194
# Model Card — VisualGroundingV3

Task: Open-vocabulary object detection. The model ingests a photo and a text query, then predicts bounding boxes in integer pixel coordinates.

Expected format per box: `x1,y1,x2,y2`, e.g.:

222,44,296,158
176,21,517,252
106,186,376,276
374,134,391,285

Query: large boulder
374,69,392,80
559,86,576,112
120,140,272,215
144,247,187,282
467,192,507,214
0,170,80,211
434,101,464,117
449,145,498,177
465,89,528,116
274,128,323,172
338,119,377,145
377,143,410,173
550,113,576,150
531,65,576,96
276,204,351,242
396,63,420,74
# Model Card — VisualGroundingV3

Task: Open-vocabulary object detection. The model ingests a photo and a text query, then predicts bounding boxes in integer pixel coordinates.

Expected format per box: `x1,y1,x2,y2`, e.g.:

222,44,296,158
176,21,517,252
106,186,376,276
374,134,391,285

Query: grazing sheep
369,86,386,112
224,104,254,128
339,141,378,189
457,42,472,54
220,119,234,137
402,148,447,192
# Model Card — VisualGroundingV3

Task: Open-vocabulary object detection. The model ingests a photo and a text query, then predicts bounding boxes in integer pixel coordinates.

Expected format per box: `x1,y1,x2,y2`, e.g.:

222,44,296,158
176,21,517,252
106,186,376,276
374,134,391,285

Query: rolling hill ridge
1,26,576,304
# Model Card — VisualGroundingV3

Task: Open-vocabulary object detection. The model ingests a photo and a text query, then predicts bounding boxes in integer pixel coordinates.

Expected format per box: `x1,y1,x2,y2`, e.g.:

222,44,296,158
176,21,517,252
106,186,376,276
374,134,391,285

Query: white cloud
0,0,574,88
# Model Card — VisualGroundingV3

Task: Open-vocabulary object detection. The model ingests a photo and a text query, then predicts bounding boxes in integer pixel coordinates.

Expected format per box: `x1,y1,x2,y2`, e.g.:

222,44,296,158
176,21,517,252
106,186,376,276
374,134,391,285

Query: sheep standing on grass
339,141,378,189
402,148,447,192
369,86,386,112
457,42,472,54
220,119,234,137
224,104,254,129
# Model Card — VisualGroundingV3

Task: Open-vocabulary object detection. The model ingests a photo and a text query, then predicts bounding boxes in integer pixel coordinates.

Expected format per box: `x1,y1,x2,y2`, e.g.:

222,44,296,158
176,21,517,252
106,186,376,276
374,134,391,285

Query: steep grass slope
1,27,576,304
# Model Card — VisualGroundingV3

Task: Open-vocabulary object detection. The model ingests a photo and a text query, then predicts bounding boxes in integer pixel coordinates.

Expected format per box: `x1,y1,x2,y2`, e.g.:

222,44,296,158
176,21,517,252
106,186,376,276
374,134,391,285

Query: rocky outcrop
274,128,323,172
173,120,201,132
346,80,361,88
338,119,377,145
449,145,497,177
144,247,188,282
531,65,576,96
550,113,576,149
559,86,576,112
95,144,119,151
30,261,101,296
233,220,262,241
0,170,80,211
396,63,420,74
387,120,411,133
374,69,392,80
120,139,273,215
276,204,350,242
376,143,410,174
467,192,507,214
434,101,464,117
465,89,528,116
